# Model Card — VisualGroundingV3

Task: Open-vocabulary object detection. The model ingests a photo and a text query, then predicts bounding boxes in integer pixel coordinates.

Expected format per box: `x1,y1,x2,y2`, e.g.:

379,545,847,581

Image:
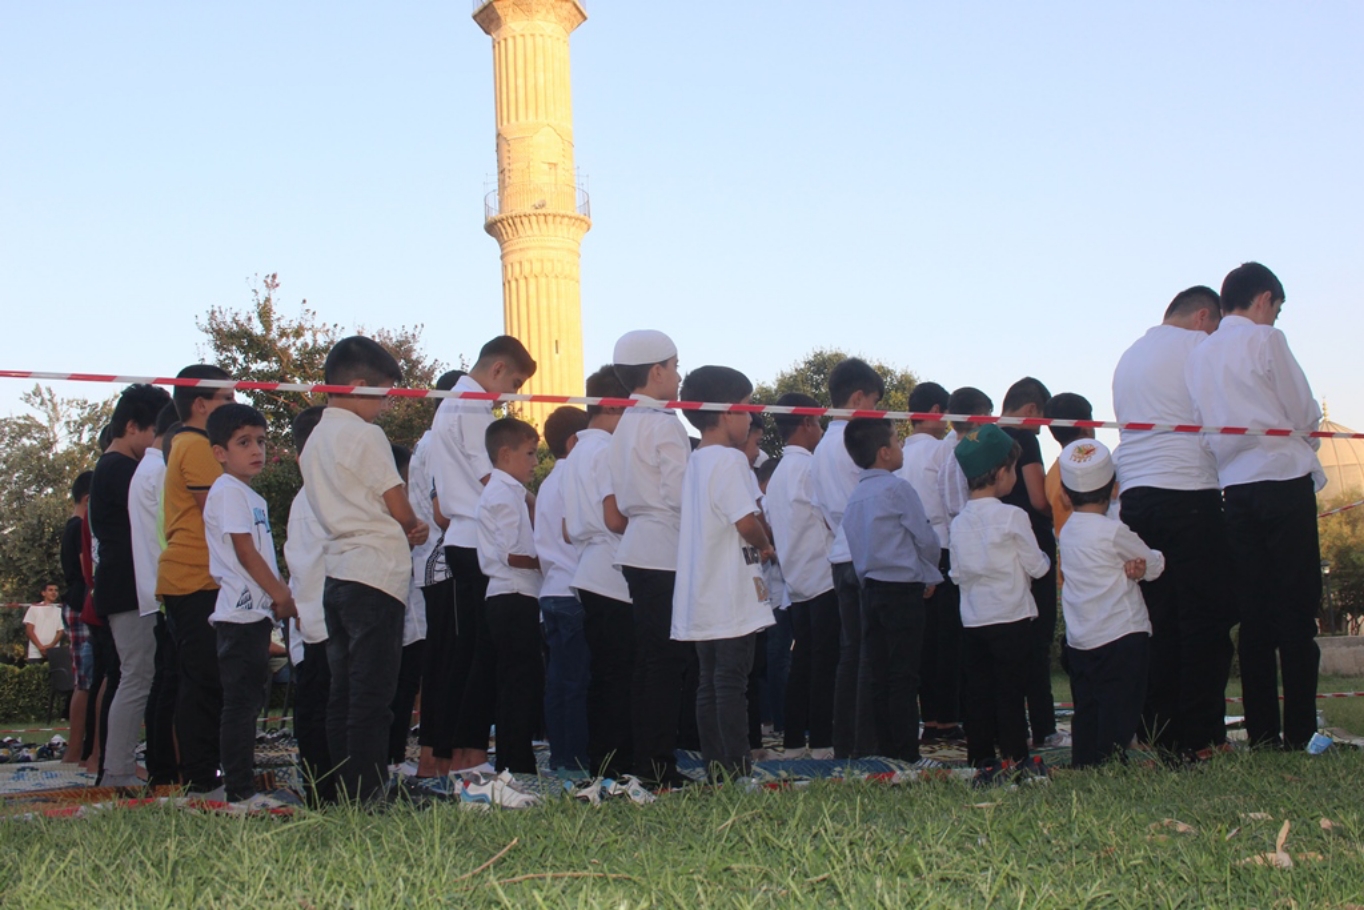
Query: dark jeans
1223,476,1322,749
1025,547,1058,743
1120,486,1237,752
783,589,840,751
542,595,590,771
388,641,425,765
295,640,335,805
580,590,634,777
919,551,963,726
858,580,927,761
832,561,876,758
324,579,404,804
623,567,693,785
145,613,179,786
216,619,272,802
746,629,769,749
764,608,794,733
485,594,544,774
1066,632,1150,768
417,579,456,755
86,621,121,778
963,619,1032,767
165,590,221,792
696,634,756,779
448,547,494,753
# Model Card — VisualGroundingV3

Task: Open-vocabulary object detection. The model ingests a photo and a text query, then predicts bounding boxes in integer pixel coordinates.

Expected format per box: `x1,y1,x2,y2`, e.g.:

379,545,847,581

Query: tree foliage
1318,492,1364,634
751,348,919,458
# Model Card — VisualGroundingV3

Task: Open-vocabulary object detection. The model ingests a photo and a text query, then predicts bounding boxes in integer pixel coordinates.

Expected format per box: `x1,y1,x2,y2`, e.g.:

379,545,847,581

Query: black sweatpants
963,619,1032,767
165,589,221,792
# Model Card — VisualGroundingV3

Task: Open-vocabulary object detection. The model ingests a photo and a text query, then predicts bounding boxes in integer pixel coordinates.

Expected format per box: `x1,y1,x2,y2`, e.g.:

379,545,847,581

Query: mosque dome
1316,410,1364,503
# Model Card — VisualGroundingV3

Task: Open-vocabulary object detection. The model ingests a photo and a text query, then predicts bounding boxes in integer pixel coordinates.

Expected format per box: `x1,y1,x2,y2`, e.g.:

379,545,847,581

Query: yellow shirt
156,428,222,597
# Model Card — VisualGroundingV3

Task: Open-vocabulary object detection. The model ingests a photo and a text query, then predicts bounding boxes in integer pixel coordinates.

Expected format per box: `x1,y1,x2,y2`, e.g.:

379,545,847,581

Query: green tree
752,348,919,458
1318,492,1364,635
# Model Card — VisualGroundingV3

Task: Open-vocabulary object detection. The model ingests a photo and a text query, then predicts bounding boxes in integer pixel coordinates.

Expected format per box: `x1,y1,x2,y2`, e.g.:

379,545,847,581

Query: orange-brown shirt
156,428,221,597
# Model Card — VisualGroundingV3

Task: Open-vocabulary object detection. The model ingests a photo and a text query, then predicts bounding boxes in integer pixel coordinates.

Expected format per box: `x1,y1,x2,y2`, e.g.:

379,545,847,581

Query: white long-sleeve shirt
896,432,952,549
532,459,578,600
1185,314,1324,490
608,398,690,572
1058,512,1165,650
476,469,542,600
809,420,861,565
428,374,495,549
763,446,834,602
949,497,1051,628
128,447,165,616
563,429,632,602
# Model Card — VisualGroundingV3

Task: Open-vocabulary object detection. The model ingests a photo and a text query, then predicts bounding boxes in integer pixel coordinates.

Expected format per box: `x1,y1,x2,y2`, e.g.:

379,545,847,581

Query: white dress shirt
763,446,834,602
938,430,970,529
429,374,495,549
608,397,690,572
1112,324,1220,492
407,432,449,588
1185,314,1324,490
128,446,165,616
896,432,951,549
563,429,632,602
809,420,861,565
476,468,542,599
1059,512,1165,651
532,459,579,599
949,497,1051,628
284,488,328,645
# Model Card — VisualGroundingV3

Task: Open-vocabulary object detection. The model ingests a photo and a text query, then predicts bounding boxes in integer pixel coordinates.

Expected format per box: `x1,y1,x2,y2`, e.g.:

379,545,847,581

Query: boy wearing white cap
1056,439,1165,768
606,329,692,788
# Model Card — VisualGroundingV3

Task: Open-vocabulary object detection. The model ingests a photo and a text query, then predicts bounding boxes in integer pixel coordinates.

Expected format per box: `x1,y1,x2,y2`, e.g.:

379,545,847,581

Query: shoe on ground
389,760,420,778
606,775,657,805
1033,732,1070,749
188,785,228,803
458,769,541,809
228,793,292,814
809,747,835,761
910,757,945,770
1015,756,1051,785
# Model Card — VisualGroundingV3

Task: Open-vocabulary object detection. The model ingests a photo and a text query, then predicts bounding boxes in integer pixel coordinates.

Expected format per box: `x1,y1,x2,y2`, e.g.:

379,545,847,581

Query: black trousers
858,580,927,761
832,561,877,758
417,578,456,756
1223,476,1322,749
580,589,635,777
485,594,544,774
1024,546,1058,743
919,550,962,726
86,621,121,777
165,590,221,792
783,589,840,751
746,629,769,749
623,566,693,785
1120,486,1237,752
963,619,1032,767
144,613,179,786
388,640,425,765
447,546,494,753
216,619,272,802
295,640,335,806
1066,632,1150,768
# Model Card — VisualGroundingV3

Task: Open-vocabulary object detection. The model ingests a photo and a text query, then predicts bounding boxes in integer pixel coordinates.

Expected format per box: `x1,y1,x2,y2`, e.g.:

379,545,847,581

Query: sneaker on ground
910,757,944,770
607,775,656,805
809,747,835,761
459,770,541,809
1015,756,1051,784
971,759,1008,789
1034,732,1070,749
389,760,420,778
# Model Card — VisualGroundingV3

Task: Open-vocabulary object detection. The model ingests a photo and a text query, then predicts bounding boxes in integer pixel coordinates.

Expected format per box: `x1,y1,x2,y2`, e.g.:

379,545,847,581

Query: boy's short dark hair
437,370,465,391
477,335,537,377
966,440,1023,491
755,457,780,486
97,424,113,452
1164,285,1222,321
71,471,94,503
828,358,885,409
485,417,539,462
324,335,403,387
678,366,753,431
947,387,993,432
748,412,765,435
585,364,630,416
613,361,664,394
172,364,232,422
1062,478,1116,508
543,406,589,459
292,406,325,454
154,401,179,438
207,403,268,448
843,418,895,470
110,384,173,438
908,381,950,424
391,443,412,479
1044,393,1093,447
774,392,821,441
1221,262,1284,312
1001,377,1051,414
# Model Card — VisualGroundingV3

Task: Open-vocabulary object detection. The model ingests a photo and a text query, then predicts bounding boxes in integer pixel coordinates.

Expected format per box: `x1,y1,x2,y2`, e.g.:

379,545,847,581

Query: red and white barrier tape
2,370,1359,439
1318,499,1364,519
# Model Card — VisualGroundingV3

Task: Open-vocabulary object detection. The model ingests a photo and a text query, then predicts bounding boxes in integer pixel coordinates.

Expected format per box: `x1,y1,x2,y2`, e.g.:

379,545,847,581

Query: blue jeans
541,595,590,771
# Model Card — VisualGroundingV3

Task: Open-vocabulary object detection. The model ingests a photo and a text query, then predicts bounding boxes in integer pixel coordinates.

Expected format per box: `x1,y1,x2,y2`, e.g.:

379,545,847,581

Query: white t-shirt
563,429,632,603
429,374,495,549
23,603,64,659
763,446,834,603
476,468,543,599
672,446,774,642
949,497,1051,628
300,408,410,604
1112,324,1221,493
532,459,578,600
896,433,951,549
809,420,862,565
284,488,328,645
407,432,449,587
1058,511,1165,651
204,473,278,625
128,446,166,616
609,397,690,572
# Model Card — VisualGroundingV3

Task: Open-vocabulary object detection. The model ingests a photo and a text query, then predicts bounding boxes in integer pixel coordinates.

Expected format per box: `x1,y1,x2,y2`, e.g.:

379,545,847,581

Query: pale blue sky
3,1,1361,462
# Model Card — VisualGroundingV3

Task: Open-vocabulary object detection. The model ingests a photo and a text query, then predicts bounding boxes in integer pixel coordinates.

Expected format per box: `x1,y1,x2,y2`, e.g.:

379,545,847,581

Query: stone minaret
475,0,590,428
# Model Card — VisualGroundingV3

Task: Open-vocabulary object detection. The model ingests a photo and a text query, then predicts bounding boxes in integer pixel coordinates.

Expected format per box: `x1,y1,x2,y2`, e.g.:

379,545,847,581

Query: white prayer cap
1059,439,1115,493
613,330,677,366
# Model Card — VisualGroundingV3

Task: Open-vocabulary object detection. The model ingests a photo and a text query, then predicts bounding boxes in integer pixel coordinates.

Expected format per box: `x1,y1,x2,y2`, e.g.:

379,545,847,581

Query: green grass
3,750,1364,908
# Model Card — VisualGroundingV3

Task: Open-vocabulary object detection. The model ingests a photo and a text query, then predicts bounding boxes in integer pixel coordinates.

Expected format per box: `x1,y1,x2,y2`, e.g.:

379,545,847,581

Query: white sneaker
809,747,835,761
389,761,420,778
459,770,541,809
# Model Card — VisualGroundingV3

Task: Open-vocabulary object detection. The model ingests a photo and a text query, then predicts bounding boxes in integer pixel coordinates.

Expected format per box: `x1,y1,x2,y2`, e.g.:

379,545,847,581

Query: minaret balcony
485,183,591,222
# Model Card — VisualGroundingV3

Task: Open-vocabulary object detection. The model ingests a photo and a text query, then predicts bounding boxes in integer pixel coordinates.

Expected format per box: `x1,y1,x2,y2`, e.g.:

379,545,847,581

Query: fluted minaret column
475,0,590,429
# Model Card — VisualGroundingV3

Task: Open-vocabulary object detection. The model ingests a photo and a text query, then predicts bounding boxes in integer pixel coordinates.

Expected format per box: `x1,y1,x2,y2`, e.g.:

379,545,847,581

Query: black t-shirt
60,514,85,611
89,451,140,616
1000,427,1055,555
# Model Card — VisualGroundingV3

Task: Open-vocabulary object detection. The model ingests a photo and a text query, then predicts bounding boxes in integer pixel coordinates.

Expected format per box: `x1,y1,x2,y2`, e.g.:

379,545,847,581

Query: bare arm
603,494,629,535
229,533,297,621
382,484,430,547
431,492,450,531
508,554,541,570
735,512,776,562
1021,462,1050,517
191,490,210,511
24,623,46,655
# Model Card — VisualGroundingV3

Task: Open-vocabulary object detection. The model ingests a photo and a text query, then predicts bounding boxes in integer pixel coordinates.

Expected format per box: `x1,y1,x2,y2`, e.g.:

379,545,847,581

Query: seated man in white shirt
1185,262,1325,751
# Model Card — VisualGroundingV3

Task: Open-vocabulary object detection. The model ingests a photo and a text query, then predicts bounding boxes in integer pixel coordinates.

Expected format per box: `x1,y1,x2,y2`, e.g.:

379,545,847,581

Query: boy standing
607,330,691,788
672,366,775,780
23,584,64,663
300,336,429,803
1042,393,1098,535
1056,439,1165,768
60,472,94,763
204,404,298,808
949,425,1052,781
842,418,942,762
